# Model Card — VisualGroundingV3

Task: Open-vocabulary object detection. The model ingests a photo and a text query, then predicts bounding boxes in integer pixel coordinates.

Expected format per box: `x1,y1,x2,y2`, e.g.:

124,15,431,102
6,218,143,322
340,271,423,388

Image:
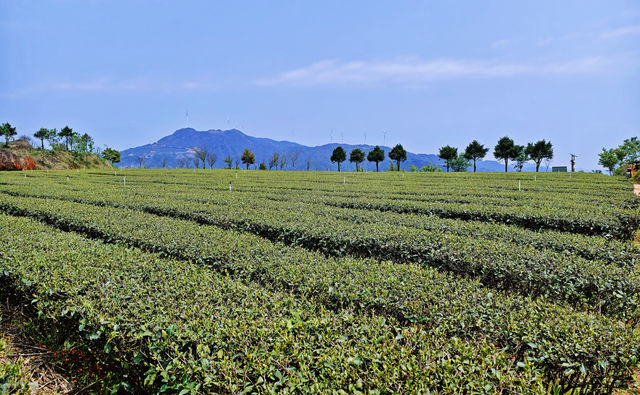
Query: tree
223,156,233,169
287,151,300,170
330,146,347,172
278,155,287,170
177,158,187,168
349,148,365,171
494,136,520,173
0,122,17,145
388,144,407,171
450,154,471,172
306,157,311,171
525,140,553,172
598,148,619,175
268,153,279,170
614,137,640,164
102,147,121,163
77,133,93,153
206,153,217,169
463,140,489,172
512,147,527,172
367,146,385,172
193,147,208,169
45,128,60,147
259,162,267,170
137,155,145,168
241,148,255,169
59,126,74,150
438,145,458,172
161,157,168,168
34,128,49,149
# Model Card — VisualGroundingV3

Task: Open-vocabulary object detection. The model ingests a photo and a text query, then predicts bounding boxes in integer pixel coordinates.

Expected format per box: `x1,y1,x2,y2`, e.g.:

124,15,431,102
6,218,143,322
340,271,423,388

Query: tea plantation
0,169,639,393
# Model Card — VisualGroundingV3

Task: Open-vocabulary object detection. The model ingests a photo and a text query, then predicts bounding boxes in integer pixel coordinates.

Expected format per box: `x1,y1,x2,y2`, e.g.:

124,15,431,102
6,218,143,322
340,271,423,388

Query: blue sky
1,1,639,170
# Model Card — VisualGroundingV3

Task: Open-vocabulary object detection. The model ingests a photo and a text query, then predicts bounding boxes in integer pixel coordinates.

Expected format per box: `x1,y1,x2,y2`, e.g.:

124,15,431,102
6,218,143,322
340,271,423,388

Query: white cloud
255,55,637,87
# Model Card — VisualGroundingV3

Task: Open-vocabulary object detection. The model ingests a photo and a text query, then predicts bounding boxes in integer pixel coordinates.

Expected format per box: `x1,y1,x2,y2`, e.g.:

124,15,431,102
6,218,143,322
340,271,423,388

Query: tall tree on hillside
438,145,458,172
349,148,365,171
598,148,618,175
59,126,74,150
268,152,279,170
137,155,145,168
463,140,489,172
330,146,347,172
193,147,208,169
79,133,93,152
367,146,385,172
241,148,255,170
161,157,168,168
34,128,49,149
614,137,640,164
102,148,121,164
494,136,520,173
388,144,407,171
1,122,17,145
525,140,553,172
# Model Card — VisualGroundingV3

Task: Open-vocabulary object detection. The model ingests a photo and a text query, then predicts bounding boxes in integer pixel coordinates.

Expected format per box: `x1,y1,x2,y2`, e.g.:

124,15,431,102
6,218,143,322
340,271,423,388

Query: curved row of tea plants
4,179,636,267
0,194,637,392
0,214,547,393
3,188,638,322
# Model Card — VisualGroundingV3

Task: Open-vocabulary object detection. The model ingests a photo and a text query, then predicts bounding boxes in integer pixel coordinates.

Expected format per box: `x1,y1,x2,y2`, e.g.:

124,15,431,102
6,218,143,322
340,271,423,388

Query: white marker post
229,183,232,192
123,176,126,186
66,176,69,181
235,171,238,179
534,175,536,181
518,180,521,191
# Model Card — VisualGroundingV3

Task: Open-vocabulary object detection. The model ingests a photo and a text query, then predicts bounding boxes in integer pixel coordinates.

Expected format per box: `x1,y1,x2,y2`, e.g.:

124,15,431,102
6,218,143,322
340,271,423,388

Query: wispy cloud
598,25,640,39
256,55,637,87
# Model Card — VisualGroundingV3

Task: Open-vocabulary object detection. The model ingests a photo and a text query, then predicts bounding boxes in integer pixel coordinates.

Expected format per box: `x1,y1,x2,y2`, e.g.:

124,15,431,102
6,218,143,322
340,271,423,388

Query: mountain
119,128,537,172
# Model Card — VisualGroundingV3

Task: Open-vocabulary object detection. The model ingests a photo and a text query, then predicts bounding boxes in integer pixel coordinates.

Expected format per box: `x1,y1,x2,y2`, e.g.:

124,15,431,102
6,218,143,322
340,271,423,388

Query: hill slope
0,140,113,171
120,128,537,171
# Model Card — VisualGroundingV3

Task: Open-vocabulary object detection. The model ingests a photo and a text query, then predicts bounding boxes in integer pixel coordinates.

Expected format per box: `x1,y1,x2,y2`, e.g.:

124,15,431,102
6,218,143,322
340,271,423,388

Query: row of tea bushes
0,195,637,391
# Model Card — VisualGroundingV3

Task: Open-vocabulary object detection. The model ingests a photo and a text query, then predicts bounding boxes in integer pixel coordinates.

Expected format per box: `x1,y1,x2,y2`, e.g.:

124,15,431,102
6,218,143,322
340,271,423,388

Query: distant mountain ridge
119,128,538,172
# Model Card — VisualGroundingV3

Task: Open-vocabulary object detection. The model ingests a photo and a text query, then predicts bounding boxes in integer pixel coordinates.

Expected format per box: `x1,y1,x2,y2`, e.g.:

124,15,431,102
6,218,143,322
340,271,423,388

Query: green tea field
1,169,639,393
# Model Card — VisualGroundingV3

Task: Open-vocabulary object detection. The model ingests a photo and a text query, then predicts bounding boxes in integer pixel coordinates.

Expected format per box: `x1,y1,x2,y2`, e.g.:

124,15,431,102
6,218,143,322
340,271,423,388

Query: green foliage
102,148,121,164
330,146,346,172
33,128,49,149
0,170,638,392
58,126,74,150
258,162,267,170
525,140,553,172
223,155,232,169
0,122,17,145
598,148,619,175
494,136,521,172
614,137,640,164
388,144,407,171
366,146,385,172
450,154,471,172
421,164,441,172
241,148,255,170
438,145,458,172
463,140,489,172
349,148,365,171
512,147,528,172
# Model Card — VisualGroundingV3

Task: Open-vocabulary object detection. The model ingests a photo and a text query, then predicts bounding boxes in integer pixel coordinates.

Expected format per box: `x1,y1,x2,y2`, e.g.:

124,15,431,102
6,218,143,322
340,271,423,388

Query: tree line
438,137,553,173
0,121,121,164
